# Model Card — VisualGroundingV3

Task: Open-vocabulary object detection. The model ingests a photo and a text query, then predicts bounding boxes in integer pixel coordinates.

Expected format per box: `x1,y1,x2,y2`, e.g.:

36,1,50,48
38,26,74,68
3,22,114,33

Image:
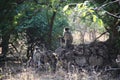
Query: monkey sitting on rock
59,28,73,49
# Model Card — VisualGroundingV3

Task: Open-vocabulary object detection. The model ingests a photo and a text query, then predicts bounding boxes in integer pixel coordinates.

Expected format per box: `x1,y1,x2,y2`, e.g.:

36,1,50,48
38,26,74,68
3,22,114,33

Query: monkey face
116,54,120,63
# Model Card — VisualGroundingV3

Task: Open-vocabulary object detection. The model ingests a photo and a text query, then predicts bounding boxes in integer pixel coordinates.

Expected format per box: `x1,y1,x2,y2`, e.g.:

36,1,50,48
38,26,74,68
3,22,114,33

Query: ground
0,59,120,80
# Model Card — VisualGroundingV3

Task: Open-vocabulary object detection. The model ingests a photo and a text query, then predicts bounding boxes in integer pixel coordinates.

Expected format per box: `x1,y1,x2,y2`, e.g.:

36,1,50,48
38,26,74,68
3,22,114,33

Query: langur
63,28,73,48
33,46,41,67
116,55,120,63
116,54,120,67
58,36,65,48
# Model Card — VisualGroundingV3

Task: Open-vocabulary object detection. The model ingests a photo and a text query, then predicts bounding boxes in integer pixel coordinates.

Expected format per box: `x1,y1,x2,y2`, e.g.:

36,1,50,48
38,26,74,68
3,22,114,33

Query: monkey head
64,27,70,32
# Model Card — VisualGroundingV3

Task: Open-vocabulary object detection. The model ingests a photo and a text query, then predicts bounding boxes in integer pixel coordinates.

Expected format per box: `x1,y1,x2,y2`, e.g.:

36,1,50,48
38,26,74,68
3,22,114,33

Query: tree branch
93,0,120,19
94,0,119,10
105,11,120,19
9,42,19,54
94,31,108,41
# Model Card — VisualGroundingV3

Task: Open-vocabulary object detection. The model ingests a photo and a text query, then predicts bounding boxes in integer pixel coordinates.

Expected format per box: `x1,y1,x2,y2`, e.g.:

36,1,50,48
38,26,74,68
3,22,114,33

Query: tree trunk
108,20,120,43
26,28,34,59
1,34,10,58
107,20,120,55
48,11,56,48
27,43,34,59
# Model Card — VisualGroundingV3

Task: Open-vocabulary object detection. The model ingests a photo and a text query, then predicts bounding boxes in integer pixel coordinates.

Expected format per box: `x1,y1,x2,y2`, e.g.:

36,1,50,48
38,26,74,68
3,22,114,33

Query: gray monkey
63,28,73,48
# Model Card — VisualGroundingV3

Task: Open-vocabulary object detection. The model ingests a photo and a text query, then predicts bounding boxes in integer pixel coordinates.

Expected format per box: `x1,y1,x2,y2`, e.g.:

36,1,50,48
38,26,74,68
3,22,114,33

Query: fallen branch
105,67,120,72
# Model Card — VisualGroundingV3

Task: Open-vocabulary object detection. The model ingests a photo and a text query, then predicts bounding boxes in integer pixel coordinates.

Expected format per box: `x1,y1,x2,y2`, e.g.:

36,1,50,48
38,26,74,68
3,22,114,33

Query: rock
55,47,66,56
89,54,103,67
75,56,87,67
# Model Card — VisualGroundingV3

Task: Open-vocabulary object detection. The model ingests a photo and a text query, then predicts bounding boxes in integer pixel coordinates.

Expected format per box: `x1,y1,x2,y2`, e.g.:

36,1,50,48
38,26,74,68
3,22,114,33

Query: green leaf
93,15,97,22
51,0,55,6
98,19,104,27
88,9,94,13
77,3,83,8
82,12,86,17
63,5,69,12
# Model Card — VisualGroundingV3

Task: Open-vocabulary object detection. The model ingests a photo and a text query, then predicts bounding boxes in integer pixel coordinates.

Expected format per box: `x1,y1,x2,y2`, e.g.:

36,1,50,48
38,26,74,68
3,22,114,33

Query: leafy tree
64,0,120,53
89,0,120,54
0,0,17,58
7,0,68,58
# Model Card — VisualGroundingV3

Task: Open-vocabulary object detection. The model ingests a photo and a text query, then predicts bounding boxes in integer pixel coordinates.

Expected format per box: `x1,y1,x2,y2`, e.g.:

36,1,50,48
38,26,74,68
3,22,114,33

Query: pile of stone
55,41,109,70
29,41,118,72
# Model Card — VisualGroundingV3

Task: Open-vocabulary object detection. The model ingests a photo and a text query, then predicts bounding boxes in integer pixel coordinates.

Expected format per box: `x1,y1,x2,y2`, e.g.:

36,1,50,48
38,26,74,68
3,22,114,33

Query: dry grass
0,61,119,80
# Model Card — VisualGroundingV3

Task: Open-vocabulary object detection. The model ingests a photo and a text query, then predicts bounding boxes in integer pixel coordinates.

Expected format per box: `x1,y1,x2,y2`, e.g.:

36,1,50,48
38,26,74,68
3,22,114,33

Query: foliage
63,1,105,33
12,0,68,49
0,0,17,35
